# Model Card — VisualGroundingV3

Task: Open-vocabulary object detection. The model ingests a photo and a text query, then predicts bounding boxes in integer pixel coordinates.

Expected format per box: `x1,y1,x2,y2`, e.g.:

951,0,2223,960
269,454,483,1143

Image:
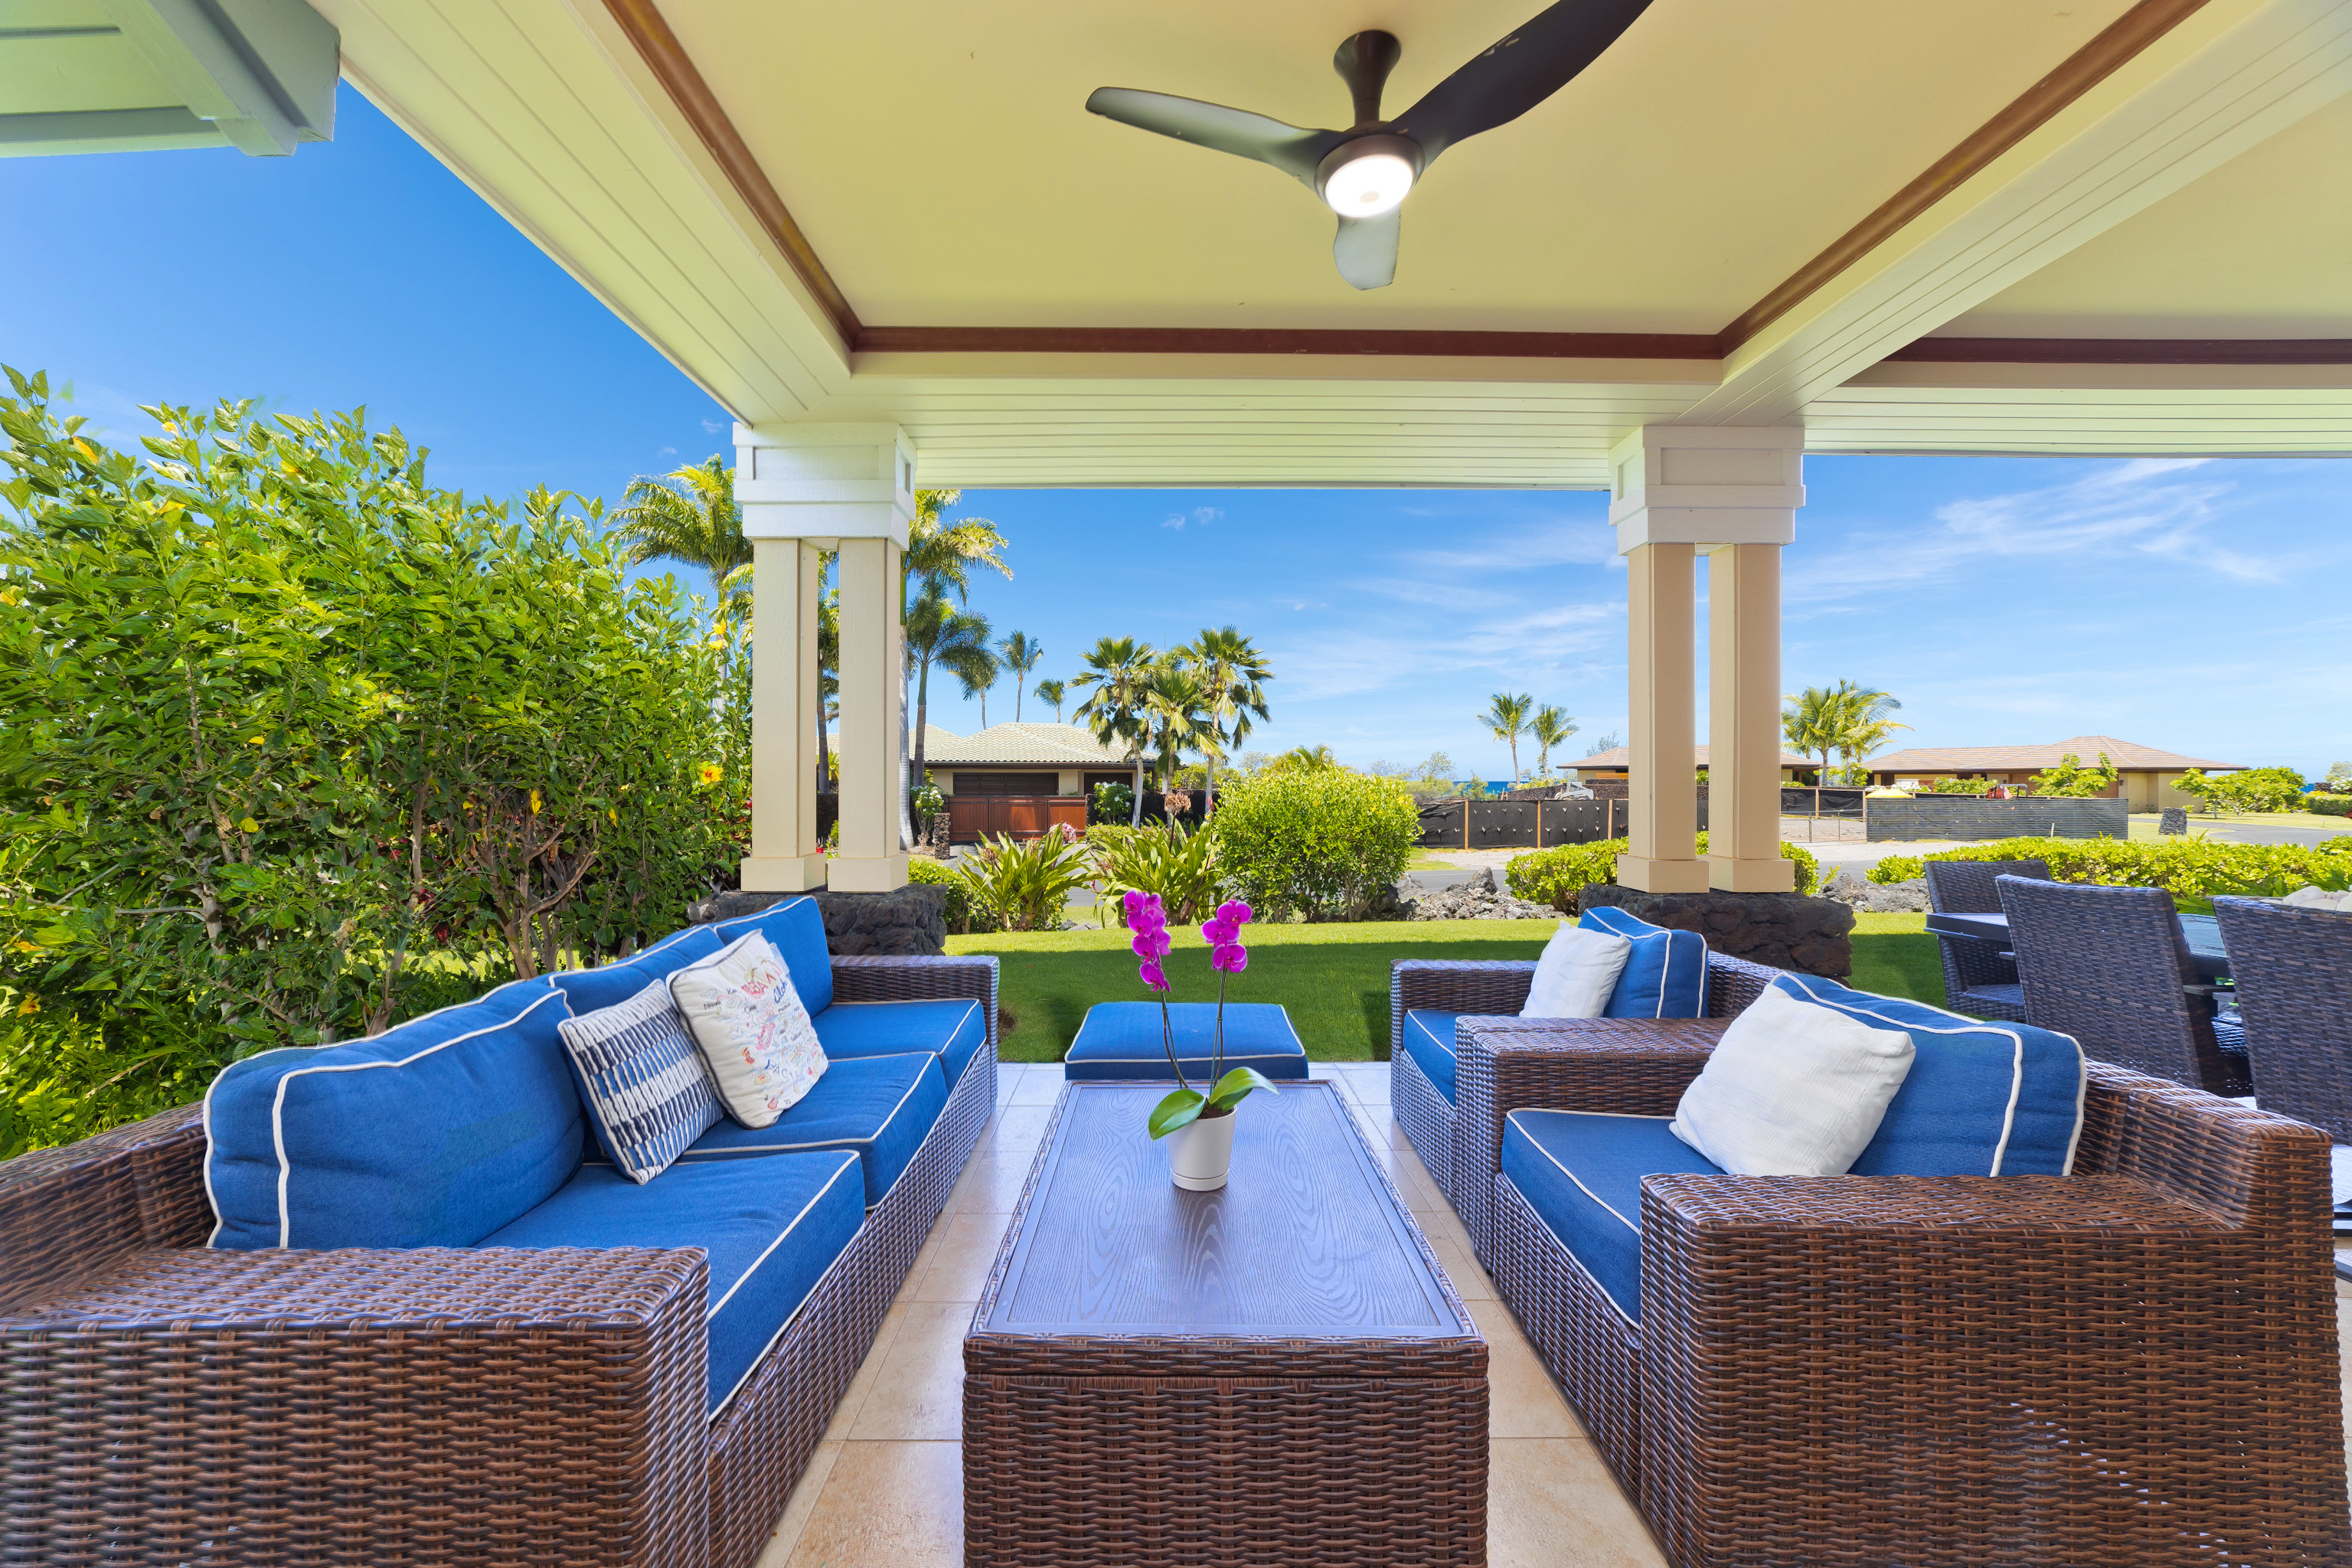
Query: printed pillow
1670,988,1914,1176
557,980,724,1184
1521,923,1632,1018
1578,906,1710,1018
668,932,826,1128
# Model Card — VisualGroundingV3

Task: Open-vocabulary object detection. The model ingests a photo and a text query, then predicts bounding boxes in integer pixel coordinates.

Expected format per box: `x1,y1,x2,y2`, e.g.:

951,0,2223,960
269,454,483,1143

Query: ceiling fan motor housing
1315,132,1424,204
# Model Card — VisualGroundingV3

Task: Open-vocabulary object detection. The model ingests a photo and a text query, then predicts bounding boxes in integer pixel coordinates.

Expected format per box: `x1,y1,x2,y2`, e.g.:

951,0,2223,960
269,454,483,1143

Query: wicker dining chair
1924,858,2047,1021
2213,895,2352,1142
1998,875,2249,1096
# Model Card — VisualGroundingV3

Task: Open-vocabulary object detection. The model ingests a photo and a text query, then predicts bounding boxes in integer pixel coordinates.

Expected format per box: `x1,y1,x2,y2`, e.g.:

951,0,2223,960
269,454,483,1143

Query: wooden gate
946,795,1086,842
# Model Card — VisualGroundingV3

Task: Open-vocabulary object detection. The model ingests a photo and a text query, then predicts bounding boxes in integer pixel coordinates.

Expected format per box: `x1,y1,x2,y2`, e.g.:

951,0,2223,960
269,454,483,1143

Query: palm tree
1478,692,1535,782
1530,705,1577,779
1175,626,1272,814
959,652,1001,728
1143,663,1217,795
817,578,838,795
903,586,993,786
905,488,1010,601
1073,636,1158,827
998,632,1043,721
1834,684,1907,784
1034,678,1067,722
1782,684,1846,782
609,455,750,625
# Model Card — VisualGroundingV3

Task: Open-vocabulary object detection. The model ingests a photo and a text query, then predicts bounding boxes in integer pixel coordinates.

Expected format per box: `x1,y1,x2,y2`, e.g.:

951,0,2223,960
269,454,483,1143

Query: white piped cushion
668,933,826,1128
1670,988,1915,1177
1521,923,1633,1018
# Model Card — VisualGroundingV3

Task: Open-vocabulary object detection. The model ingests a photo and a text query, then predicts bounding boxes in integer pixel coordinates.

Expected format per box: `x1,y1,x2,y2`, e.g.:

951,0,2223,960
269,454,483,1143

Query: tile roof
1576,745,1814,769
1863,735,2240,772
919,722,1132,766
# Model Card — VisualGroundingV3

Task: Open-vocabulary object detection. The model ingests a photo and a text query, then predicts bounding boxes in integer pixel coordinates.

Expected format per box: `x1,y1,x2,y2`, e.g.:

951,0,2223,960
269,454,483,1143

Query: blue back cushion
1579,907,1709,1018
815,998,991,1091
1770,974,2086,1175
716,897,832,1014
1396,1011,1464,1105
204,979,581,1251
550,925,726,1014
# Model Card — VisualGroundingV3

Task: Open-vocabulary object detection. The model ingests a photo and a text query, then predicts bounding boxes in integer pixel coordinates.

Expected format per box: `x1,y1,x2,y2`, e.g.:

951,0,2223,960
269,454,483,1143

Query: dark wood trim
600,0,862,345
1714,0,2212,357
853,325,1720,358
1889,337,2352,364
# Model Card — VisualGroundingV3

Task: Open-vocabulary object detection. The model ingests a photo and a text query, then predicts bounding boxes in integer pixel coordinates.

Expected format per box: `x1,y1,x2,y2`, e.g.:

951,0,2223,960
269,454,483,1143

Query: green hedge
1208,769,1418,921
2308,794,2352,818
904,857,975,932
1867,835,2352,904
1505,834,1820,911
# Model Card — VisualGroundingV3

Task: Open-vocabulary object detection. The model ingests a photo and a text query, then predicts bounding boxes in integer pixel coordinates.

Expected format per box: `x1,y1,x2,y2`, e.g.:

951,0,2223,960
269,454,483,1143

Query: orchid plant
1124,890,1280,1139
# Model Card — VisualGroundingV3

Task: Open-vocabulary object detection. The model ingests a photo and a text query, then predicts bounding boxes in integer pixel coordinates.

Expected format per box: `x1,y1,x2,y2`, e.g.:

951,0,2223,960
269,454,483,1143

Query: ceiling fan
1086,0,1654,290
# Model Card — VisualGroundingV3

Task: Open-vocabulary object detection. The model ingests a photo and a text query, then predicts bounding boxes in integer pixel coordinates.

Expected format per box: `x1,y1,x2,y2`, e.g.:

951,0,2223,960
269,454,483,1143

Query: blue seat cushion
815,998,988,1092
715,896,833,1015
1771,974,2086,1176
204,978,580,1252
475,1150,864,1416
1062,1002,1311,1083
1501,1109,1723,1325
1397,1010,1464,1106
597,1051,946,1207
552,925,727,1014
1579,907,1710,1019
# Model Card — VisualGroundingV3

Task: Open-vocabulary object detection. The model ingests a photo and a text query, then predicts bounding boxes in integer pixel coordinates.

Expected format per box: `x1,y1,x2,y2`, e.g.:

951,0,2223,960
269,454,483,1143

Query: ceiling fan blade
1333,210,1400,290
1393,0,1652,162
1085,88,1344,188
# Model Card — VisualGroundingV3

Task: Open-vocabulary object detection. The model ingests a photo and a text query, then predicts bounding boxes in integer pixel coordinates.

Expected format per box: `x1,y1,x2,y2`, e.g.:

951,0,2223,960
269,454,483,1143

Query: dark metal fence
1781,786,1866,818
1416,797,1628,851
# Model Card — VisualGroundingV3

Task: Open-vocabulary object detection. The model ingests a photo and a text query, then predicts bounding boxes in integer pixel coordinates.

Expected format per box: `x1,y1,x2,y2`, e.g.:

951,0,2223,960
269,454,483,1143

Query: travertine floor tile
753,1439,842,1568
951,1153,1040,1214
1488,1438,1665,1568
1008,1070,1063,1106
822,1303,906,1441
850,1299,972,1441
1428,1234,1498,1300
979,1106,1053,1154
783,1439,962,1568
912,1210,1014,1302
1465,1298,1579,1439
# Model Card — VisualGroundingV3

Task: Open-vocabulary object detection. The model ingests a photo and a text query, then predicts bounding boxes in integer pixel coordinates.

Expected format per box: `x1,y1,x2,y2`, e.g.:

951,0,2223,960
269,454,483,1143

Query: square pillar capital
1609,424,1804,553
734,422,915,547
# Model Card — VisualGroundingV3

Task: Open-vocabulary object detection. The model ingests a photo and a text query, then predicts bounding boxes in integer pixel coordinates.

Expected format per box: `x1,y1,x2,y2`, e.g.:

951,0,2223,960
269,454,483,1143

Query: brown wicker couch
0,951,996,1568
1464,1021,2348,1566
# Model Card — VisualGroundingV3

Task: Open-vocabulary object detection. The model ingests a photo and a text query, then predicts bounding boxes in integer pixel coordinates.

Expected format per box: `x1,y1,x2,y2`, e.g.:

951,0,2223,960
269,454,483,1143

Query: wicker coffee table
964,1080,1488,1567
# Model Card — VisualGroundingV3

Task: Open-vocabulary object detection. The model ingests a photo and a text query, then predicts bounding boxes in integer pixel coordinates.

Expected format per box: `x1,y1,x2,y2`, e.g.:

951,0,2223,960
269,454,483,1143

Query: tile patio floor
758,1060,2352,1567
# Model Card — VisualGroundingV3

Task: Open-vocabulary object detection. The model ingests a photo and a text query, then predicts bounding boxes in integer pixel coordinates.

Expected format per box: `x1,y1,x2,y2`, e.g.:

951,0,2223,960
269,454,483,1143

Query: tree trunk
1204,753,1217,816
815,697,828,799
912,655,930,788
1131,750,1145,828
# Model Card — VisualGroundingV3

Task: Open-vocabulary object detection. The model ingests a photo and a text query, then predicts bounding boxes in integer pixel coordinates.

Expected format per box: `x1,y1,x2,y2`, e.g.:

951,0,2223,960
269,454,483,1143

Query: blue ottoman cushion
1578,906,1710,1018
1063,1001,1310,1082
475,1149,864,1415
1398,1009,1464,1106
1501,1108,1724,1325
815,998,988,1091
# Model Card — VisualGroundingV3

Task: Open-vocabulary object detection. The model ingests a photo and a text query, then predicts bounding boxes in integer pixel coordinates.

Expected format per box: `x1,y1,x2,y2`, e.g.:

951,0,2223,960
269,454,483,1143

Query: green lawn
949,913,1945,1064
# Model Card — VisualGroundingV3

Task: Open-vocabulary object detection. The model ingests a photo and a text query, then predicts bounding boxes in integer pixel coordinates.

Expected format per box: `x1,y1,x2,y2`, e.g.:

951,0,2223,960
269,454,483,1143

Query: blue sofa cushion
475,1150,864,1416
1770,974,2086,1176
1062,1001,1311,1083
553,925,727,1014
595,1050,946,1207
1398,1010,1463,1106
204,980,580,1251
815,998,988,1092
715,896,833,1016
1579,907,1710,1019
1501,1109,1723,1325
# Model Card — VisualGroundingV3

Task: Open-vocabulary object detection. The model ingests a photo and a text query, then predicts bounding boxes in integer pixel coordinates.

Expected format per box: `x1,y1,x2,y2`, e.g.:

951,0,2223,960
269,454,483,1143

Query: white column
735,422,916,894
1608,425,1804,896
741,537,827,892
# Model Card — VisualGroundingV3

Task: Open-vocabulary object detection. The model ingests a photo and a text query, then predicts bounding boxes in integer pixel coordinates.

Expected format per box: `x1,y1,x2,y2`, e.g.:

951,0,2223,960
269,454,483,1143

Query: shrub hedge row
1866,835,2352,903
1504,835,1821,910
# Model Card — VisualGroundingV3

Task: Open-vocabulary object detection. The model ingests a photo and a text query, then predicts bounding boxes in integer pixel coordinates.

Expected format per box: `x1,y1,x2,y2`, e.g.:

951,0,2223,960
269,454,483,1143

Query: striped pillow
557,980,724,1184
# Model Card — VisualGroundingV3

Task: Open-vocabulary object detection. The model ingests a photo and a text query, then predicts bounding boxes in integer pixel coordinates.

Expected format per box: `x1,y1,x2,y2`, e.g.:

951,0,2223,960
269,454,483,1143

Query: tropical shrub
1868,854,1926,884
903,856,974,933
1209,769,1417,921
2309,794,2352,818
952,829,1092,932
1504,834,1820,910
1924,777,1987,794
1095,818,1223,926
2173,766,2308,815
1089,781,1134,825
1865,835,2352,902
2024,752,2118,798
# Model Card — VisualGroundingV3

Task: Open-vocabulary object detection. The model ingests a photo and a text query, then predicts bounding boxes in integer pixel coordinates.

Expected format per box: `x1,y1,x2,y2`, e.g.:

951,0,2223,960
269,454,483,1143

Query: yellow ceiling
667,0,2138,332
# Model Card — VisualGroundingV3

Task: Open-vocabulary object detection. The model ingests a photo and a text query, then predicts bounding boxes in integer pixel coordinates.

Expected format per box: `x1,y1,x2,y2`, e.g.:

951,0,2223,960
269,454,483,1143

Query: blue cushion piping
1504,1106,1675,1326
707,1150,863,1421
668,1051,939,1207
263,988,571,1250
1406,1011,1452,1063
201,1045,312,1249
1772,972,2089,1176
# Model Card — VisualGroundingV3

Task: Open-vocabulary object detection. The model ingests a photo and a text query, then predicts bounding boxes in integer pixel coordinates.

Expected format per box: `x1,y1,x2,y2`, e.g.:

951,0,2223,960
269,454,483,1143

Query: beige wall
927,766,1088,796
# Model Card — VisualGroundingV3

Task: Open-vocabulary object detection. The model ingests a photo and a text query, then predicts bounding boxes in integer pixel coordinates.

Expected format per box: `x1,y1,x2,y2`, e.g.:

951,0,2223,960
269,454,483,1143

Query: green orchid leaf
1205,1065,1280,1114
1147,1087,1207,1139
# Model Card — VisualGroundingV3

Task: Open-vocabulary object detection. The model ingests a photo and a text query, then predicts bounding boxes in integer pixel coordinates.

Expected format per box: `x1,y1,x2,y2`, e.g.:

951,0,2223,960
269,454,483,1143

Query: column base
1580,885,1854,978
825,852,910,893
740,854,830,893
1615,854,1710,893
1707,854,1796,893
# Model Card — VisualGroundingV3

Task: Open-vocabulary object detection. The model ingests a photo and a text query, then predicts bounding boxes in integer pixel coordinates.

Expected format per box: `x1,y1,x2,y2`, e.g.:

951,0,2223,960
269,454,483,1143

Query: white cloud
1163,512,1187,529
701,418,724,434
1165,505,1222,530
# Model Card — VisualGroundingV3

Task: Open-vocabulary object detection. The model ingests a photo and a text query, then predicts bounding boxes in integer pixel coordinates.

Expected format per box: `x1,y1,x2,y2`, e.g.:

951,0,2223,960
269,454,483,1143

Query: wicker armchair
2213,895,2352,1142
1389,949,1775,1215
1998,875,2249,1095
1469,1027,2347,1566
0,954,997,1568
1924,858,2047,1021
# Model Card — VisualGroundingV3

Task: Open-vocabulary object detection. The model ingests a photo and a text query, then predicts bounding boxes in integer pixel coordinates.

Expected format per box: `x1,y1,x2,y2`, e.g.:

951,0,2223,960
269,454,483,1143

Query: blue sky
7,87,2347,779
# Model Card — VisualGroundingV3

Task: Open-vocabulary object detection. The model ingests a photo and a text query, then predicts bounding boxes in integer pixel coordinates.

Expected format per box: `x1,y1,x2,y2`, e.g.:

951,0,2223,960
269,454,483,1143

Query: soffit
1935,90,2352,338
662,0,2138,334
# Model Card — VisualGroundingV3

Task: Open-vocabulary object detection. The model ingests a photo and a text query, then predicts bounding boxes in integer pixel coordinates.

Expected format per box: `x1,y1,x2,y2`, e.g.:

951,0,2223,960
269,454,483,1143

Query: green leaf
1205,1065,1279,1114
1147,1087,1206,1139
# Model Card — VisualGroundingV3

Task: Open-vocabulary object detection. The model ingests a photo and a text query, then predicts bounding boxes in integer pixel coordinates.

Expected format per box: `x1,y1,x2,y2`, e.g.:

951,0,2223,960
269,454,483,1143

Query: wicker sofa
0,895,995,1568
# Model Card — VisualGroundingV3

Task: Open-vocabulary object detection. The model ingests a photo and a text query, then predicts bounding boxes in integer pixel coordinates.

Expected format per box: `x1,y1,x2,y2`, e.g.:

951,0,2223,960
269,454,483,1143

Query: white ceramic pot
1165,1108,1237,1191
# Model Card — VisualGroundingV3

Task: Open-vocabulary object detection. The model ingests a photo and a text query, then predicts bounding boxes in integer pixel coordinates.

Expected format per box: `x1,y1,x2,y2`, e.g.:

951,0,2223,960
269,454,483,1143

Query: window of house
955,773,1058,795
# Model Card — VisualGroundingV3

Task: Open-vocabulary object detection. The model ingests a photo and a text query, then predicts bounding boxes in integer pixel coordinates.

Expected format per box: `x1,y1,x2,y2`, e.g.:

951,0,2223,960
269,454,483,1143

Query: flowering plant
1126,891,1279,1139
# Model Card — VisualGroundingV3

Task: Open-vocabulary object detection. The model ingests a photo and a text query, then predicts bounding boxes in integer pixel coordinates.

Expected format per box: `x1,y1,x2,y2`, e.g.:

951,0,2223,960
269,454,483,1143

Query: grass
949,911,1948,1064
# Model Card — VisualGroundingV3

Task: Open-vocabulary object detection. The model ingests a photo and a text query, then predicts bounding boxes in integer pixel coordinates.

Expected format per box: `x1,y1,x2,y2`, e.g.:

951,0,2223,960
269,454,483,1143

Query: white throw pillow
2283,885,2352,913
1521,923,1633,1018
667,932,826,1128
1670,988,1915,1176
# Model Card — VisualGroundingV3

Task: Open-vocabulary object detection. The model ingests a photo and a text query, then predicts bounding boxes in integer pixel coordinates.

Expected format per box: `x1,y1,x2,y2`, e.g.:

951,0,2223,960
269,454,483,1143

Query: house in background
1573,744,1815,786
922,723,1132,799
1862,734,2243,808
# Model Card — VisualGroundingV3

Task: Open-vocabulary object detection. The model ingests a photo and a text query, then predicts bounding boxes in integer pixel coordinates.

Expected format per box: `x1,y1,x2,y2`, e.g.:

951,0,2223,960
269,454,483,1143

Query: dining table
1924,910,2231,981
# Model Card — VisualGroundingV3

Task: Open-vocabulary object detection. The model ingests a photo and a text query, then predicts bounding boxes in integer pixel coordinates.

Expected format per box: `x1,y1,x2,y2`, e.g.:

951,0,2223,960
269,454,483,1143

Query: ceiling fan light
1315,133,1423,219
